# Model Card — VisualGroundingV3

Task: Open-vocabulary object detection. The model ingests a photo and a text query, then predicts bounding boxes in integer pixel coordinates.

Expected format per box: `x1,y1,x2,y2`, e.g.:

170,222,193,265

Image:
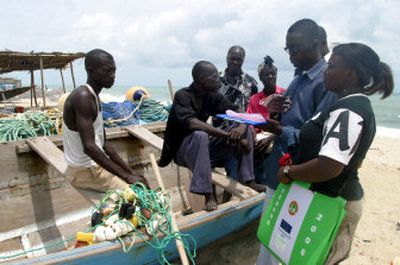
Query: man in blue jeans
255,19,338,264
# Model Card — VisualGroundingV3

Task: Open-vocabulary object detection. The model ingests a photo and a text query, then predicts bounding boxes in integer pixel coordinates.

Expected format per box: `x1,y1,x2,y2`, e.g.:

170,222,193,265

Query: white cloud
0,0,399,91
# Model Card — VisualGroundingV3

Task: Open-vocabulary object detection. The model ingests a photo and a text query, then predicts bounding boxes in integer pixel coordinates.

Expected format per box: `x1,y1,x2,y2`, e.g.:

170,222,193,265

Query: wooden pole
148,153,190,265
167,79,193,213
167,79,175,100
30,71,33,107
30,70,38,107
60,69,66,93
70,62,76,89
39,57,46,107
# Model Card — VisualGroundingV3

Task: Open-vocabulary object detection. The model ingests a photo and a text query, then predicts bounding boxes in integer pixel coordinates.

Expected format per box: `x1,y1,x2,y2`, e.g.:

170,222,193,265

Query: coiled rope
102,98,169,127
92,183,197,264
0,111,58,142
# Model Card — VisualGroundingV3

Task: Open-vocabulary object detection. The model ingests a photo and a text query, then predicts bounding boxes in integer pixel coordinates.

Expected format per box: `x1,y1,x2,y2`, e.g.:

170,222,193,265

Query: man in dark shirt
159,60,264,211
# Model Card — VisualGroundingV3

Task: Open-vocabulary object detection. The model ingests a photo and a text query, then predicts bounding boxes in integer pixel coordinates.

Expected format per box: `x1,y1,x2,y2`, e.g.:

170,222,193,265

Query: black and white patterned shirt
294,94,376,200
219,70,258,112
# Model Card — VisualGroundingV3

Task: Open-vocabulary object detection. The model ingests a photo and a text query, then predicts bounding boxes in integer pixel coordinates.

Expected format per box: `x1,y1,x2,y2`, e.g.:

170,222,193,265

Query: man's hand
254,135,275,155
262,94,287,113
125,175,150,188
256,118,282,135
227,124,247,146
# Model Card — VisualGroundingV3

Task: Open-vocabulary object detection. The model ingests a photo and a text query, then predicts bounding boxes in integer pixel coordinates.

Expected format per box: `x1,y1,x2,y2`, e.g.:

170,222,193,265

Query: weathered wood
125,125,163,150
15,122,166,154
39,57,46,107
149,153,190,265
59,69,66,94
70,62,76,89
30,70,38,107
26,137,67,175
167,79,175,100
211,172,259,200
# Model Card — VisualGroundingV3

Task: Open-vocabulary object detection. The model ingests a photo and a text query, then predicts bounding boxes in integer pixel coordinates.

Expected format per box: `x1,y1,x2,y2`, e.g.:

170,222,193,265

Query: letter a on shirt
319,109,364,165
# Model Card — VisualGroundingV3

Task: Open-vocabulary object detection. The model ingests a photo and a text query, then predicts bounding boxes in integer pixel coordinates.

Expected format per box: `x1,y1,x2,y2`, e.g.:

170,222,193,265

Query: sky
1,0,399,91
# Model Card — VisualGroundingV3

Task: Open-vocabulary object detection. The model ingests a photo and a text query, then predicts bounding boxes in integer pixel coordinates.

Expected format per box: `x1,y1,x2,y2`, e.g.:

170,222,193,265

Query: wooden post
167,79,174,100
149,153,190,265
30,70,38,107
60,69,66,93
39,57,46,107
70,62,76,89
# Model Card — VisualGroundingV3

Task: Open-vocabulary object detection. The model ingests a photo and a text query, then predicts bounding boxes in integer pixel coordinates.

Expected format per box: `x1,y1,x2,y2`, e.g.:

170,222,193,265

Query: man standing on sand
255,19,338,265
158,60,265,211
62,49,148,192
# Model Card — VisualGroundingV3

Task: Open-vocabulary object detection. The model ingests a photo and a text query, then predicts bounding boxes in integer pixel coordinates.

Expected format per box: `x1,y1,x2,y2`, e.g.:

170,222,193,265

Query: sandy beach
342,135,400,265
197,134,400,265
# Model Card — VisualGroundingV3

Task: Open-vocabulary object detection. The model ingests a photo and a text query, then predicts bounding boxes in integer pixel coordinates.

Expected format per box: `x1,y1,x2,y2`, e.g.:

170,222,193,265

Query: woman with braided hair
272,42,394,264
247,55,286,184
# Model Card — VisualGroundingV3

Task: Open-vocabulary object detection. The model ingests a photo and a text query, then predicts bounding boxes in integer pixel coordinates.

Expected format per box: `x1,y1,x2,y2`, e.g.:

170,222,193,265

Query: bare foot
204,193,218,211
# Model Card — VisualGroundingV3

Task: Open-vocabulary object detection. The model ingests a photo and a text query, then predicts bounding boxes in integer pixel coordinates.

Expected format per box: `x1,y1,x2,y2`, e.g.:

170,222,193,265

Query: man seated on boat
62,49,149,192
158,60,265,211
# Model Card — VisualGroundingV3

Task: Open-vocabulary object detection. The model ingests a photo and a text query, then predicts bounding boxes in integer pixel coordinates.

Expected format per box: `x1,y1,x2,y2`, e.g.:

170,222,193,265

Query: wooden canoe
0,122,264,264
0,86,31,101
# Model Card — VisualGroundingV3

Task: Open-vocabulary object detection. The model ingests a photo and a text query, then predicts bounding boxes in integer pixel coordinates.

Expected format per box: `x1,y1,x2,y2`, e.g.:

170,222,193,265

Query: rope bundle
90,183,197,264
0,111,58,142
134,98,169,123
102,98,169,127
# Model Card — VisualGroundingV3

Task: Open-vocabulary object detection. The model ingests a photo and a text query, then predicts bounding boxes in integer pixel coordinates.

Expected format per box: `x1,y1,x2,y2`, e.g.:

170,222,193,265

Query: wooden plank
211,172,259,200
15,122,166,154
125,125,163,150
26,137,67,175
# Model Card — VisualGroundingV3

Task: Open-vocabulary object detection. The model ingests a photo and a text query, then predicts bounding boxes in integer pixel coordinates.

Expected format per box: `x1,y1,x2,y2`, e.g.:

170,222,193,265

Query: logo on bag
288,200,298,216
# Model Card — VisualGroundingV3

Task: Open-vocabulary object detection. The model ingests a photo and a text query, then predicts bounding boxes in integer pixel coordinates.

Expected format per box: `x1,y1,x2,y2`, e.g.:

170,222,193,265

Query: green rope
134,98,169,123
93,183,197,264
0,111,57,142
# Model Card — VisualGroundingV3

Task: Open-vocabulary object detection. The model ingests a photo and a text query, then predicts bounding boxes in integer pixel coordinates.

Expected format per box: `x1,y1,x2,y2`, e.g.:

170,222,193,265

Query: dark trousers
174,126,255,194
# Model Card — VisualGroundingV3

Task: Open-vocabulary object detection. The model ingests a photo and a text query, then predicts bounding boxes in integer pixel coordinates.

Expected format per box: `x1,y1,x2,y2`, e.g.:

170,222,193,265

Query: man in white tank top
62,49,148,192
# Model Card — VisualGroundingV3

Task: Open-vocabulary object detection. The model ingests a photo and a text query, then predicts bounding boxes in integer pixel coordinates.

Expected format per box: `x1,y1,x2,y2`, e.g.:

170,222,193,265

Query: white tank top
63,84,105,168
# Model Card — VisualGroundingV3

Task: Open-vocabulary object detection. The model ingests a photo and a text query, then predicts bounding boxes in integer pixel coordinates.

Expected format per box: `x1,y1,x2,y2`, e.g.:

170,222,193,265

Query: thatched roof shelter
0,51,85,106
0,51,85,73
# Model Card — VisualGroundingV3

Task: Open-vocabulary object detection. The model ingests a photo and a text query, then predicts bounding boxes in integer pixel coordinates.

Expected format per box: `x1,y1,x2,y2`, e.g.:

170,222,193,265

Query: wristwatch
283,165,293,180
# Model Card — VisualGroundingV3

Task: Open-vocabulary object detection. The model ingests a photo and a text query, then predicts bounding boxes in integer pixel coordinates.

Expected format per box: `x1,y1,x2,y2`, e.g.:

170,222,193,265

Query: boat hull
17,194,264,265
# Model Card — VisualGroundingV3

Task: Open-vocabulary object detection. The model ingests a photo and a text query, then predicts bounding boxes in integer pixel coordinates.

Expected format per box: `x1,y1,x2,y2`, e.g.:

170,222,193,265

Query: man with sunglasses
159,61,265,211
255,19,337,265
